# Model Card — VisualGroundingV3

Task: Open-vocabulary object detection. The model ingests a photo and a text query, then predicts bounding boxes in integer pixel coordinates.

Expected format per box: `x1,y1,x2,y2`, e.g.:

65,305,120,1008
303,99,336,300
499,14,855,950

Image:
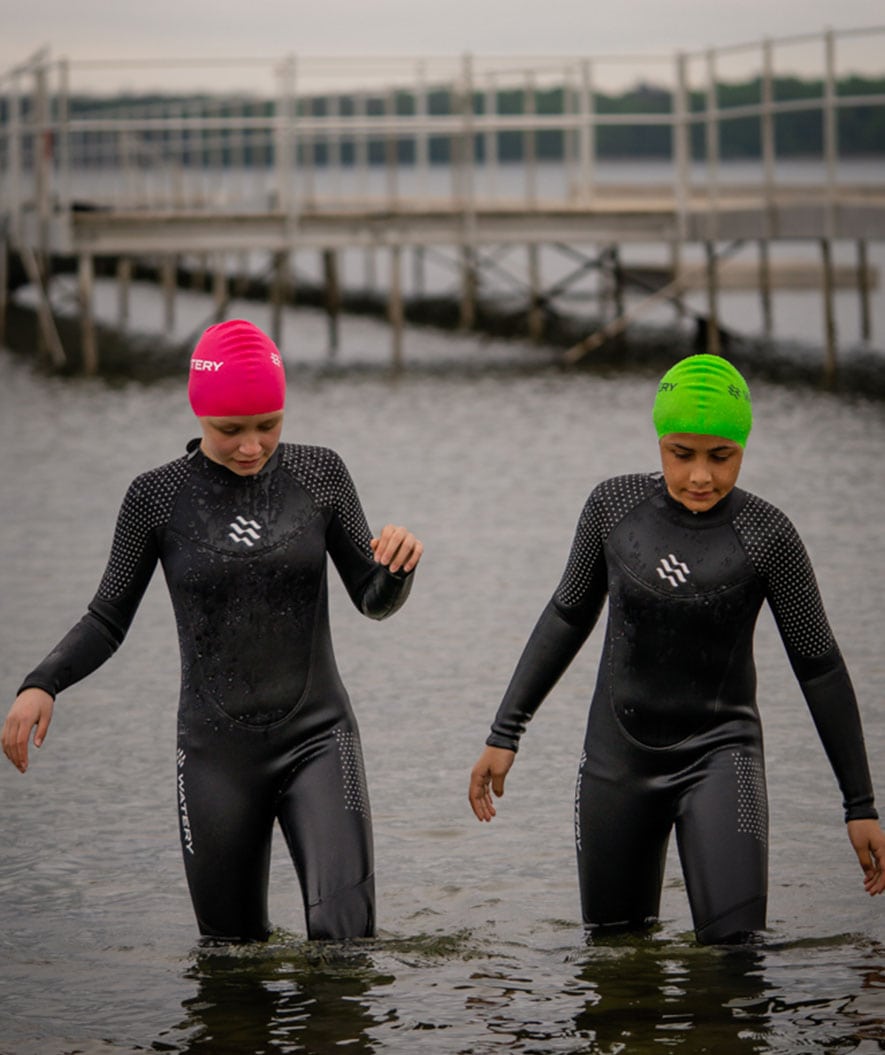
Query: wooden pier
1,29,884,376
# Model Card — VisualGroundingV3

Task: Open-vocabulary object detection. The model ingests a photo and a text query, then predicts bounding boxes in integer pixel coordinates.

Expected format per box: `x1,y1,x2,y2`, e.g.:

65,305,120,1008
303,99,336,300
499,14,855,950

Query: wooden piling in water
212,257,228,322
527,243,543,342
363,247,377,294
460,245,477,331
612,246,625,322
271,250,289,347
704,242,721,355
162,255,177,333
78,252,97,374
668,241,685,323
758,240,773,337
820,238,837,385
117,257,132,330
388,244,404,371
412,247,426,299
0,236,7,344
12,238,66,367
322,248,341,357
857,240,872,342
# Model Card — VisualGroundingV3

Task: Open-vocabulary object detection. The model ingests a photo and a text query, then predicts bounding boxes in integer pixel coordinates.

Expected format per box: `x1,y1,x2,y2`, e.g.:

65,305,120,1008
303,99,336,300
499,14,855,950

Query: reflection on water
168,940,395,1054
572,939,773,1052
152,932,885,1054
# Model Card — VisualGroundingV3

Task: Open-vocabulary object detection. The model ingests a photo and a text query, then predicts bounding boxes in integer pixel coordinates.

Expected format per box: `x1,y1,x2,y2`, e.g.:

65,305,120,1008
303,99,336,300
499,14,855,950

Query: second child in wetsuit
2,319,424,943
469,354,885,944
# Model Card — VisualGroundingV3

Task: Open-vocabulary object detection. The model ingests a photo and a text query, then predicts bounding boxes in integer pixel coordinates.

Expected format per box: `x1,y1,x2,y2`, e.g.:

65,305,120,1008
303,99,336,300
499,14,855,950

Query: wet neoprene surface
21,441,413,939
487,472,877,940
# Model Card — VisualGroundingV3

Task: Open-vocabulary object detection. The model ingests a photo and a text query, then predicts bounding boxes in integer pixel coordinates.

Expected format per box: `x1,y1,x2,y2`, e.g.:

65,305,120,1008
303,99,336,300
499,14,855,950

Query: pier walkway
2,27,884,373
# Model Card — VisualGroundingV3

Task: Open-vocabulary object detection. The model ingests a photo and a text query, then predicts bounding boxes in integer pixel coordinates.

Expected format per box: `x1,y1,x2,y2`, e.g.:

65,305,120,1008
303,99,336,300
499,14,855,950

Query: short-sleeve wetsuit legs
487,474,877,943
20,441,413,942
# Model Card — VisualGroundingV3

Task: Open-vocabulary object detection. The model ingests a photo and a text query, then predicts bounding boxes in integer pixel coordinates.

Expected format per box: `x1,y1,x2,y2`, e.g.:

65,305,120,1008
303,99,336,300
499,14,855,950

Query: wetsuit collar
654,474,745,527
185,437,281,483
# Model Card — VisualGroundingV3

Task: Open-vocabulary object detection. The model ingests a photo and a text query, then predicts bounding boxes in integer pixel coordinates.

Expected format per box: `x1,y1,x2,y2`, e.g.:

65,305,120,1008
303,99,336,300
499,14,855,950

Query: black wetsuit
487,473,877,943
19,440,413,942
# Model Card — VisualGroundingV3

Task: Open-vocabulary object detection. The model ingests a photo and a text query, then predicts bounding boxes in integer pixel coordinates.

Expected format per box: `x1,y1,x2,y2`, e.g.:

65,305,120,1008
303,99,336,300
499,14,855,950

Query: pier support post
235,252,249,297
78,252,98,374
212,256,228,322
820,238,837,386
14,237,65,368
363,247,377,293
192,253,208,291
117,257,132,330
669,241,685,322
412,247,426,298
271,250,289,347
527,243,543,342
857,240,871,342
758,240,773,338
388,243,404,371
459,245,477,331
606,245,625,321
704,241,721,355
162,255,177,333
0,236,7,344
322,248,341,358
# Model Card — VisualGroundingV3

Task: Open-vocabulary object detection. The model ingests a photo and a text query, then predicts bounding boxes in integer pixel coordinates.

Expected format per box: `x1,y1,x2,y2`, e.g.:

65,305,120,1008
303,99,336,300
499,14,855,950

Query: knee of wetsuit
306,875,375,941
583,916,659,941
694,896,766,945
194,911,272,945
198,929,272,947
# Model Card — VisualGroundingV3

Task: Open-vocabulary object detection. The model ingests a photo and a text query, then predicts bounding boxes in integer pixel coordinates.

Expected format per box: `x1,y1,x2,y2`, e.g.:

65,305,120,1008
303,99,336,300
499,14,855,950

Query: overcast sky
2,1,882,93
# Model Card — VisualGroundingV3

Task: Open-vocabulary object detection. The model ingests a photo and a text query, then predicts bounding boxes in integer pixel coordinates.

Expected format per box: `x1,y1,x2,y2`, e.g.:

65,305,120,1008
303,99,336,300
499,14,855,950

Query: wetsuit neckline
186,437,281,483
654,474,744,527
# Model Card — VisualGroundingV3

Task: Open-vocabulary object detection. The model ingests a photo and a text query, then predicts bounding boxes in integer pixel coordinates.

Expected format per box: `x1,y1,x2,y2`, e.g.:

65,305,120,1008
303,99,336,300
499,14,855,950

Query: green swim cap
653,354,753,447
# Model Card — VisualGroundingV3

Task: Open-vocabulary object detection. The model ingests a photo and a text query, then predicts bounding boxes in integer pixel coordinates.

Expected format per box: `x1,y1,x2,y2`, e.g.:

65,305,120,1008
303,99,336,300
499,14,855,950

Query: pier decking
2,28,884,375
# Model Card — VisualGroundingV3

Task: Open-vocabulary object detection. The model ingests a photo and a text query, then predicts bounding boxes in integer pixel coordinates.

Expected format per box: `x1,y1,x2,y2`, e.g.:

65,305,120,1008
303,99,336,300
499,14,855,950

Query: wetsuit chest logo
656,553,691,587
229,515,262,547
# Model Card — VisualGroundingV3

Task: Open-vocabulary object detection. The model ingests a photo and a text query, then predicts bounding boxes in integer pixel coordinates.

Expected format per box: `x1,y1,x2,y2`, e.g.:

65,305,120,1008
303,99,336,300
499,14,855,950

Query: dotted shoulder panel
278,444,373,553
732,492,834,658
95,457,191,601
556,474,658,609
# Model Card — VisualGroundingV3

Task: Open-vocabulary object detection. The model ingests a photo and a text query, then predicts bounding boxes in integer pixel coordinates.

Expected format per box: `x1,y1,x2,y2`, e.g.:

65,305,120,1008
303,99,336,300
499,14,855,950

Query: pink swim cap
188,319,286,417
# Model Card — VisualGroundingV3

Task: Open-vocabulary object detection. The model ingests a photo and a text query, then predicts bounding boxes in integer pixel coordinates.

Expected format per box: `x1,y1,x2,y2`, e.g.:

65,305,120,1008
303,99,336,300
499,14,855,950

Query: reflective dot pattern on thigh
733,750,768,846
335,728,371,819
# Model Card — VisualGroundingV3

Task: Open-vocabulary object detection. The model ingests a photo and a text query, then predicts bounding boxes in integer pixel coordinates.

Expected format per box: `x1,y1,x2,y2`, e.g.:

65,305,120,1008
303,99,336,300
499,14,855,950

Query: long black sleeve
487,600,593,751
18,478,163,699
735,495,878,822
486,480,629,751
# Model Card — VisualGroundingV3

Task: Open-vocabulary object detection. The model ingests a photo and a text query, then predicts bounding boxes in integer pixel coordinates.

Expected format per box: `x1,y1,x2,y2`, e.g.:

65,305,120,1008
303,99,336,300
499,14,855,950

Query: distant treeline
3,74,884,163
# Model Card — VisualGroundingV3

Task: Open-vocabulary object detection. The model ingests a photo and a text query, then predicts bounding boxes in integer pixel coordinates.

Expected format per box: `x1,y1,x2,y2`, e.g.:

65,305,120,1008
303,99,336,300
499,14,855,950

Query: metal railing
1,27,884,245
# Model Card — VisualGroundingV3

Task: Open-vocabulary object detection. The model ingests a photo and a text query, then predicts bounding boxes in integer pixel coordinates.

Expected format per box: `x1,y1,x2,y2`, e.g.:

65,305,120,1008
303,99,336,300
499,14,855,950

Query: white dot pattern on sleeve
280,445,373,554
556,474,656,609
733,495,834,658
334,728,371,819
96,459,189,601
732,750,768,846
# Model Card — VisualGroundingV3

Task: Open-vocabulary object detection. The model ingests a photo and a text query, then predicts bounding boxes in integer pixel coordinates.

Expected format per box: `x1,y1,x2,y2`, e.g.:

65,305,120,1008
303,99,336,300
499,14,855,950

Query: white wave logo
656,553,691,587
229,515,262,547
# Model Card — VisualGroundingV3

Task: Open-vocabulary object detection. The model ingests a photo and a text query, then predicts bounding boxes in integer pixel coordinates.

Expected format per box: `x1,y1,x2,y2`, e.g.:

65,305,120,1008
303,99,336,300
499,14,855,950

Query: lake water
1,293,884,1054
